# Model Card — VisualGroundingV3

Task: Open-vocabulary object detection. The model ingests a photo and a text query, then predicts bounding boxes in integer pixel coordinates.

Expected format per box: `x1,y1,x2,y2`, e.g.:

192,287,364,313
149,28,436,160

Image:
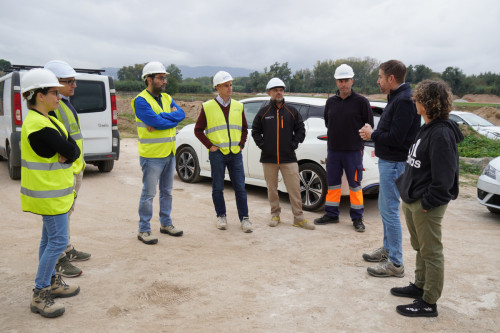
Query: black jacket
252,100,305,163
396,119,464,210
372,83,420,161
325,90,373,151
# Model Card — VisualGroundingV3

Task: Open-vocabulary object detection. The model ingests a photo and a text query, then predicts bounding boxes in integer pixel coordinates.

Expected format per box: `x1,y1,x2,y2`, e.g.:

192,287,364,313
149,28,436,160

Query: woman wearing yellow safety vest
20,68,81,318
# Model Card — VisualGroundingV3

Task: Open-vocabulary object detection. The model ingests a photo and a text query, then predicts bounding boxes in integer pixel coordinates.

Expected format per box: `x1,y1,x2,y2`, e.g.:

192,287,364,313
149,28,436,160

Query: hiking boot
55,256,82,278
391,282,424,299
31,287,65,318
293,219,315,230
362,247,389,262
51,274,80,298
66,247,91,262
241,217,253,233
367,261,405,278
160,225,184,237
396,299,438,317
353,218,365,232
137,231,158,245
313,214,339,225
269,216,280,227
216,215,227,230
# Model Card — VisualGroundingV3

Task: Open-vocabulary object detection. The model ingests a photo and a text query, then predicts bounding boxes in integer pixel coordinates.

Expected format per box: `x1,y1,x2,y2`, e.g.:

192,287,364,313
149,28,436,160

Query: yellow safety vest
203,99,243,155
131,90,176,158
20,110,75,215
53,100,86,174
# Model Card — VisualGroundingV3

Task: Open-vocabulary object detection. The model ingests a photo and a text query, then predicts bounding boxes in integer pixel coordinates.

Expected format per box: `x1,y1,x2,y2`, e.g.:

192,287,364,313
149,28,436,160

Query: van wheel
97,160,114,172
176,146,202,183
299,163,327,211
7,144,21,180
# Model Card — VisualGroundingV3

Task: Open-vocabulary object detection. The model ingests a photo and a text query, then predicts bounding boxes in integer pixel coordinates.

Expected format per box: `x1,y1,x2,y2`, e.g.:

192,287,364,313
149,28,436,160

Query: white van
0,65,120,179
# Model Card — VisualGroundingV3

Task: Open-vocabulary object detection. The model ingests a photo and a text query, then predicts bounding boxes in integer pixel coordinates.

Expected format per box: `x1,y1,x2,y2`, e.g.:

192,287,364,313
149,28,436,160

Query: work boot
241,217,253,233
269,216,280,227
362,247,389,262
31,287,65,318
51,274,80,298
293,219,315,230
313,214,339,225
66,247,91,262
216,215,227,230
137,231,158,245
352,218,365,232
55,255,82,278
160,225,184,236
367,261,405,278
391,282,424,299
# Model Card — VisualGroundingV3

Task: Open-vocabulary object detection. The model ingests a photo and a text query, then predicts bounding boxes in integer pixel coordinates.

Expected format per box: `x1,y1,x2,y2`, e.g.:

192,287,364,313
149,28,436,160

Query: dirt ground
0,139,499,332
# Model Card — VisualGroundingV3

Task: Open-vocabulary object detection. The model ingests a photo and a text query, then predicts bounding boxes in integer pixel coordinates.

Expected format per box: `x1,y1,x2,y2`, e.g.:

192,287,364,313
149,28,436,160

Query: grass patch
459,160,483,175
457,130,500,158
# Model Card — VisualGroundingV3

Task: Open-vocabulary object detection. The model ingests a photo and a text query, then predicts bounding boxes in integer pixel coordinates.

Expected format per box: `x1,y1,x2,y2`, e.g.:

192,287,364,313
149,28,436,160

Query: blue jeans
209,150,248,221
378,159,406,266
35,214,69,289
138,155,175,232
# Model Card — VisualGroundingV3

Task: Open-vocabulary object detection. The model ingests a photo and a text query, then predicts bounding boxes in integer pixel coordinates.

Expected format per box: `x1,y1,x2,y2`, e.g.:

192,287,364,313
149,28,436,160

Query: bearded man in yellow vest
45,60,90,278
131,61,185,245
194,71,252,233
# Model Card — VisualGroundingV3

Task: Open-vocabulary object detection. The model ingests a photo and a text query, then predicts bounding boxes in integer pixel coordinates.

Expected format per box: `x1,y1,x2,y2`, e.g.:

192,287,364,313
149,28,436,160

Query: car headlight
483,164,497,180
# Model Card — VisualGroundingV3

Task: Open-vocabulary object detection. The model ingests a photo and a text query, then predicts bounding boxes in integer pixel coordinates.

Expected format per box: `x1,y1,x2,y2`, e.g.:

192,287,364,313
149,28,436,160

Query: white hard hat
266,77,286,90
213,71,233,88
334,64,355,79
142,61,169,80
44,60,80,78
21,68,64,94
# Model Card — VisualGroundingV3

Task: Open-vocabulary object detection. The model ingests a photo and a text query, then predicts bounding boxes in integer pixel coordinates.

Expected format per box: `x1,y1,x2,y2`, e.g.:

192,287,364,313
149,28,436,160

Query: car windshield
458,113,494,127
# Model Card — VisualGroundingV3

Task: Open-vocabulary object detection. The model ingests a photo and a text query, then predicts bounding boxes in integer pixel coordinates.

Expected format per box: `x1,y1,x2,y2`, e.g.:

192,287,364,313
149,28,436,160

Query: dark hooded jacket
396,119,464,210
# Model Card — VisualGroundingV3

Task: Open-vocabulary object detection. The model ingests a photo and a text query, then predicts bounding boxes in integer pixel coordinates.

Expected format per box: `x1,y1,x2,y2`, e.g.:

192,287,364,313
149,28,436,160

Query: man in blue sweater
132,61,185,245
359,60,420,277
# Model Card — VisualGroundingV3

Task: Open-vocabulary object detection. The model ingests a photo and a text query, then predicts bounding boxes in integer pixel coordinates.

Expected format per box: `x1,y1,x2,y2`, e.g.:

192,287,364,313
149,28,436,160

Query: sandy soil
1,139,499,332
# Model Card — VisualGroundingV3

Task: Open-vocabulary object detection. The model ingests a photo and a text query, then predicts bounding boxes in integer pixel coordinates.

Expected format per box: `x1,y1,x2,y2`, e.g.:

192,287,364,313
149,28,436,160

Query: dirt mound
177,101,202,120
462,94,500,103
473,106,500,125
365,94,386,101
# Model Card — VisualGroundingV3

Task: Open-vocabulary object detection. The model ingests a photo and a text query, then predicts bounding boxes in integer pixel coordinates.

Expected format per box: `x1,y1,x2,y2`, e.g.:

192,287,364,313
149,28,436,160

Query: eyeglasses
154,76,167,82
59,79,76,86
47,90,60,96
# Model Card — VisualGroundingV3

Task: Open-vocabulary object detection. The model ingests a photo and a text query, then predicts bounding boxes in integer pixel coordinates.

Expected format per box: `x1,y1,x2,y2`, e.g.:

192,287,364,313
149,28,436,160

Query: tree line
1,58,498,97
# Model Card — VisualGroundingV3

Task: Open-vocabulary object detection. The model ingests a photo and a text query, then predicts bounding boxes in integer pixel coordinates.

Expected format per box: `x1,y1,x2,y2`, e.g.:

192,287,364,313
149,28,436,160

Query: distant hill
102,65,257,81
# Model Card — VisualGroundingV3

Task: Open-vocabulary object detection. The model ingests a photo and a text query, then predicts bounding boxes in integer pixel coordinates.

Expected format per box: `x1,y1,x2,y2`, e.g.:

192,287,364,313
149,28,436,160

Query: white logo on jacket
406,139,421,168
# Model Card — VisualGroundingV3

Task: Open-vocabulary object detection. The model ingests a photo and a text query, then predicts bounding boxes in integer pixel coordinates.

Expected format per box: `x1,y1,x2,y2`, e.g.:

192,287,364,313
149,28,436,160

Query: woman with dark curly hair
392,80,464,317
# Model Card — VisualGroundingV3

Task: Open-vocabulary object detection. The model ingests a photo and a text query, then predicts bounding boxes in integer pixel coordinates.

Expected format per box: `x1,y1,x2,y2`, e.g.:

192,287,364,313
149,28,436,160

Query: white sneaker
216,216,227,230
241,217,253,233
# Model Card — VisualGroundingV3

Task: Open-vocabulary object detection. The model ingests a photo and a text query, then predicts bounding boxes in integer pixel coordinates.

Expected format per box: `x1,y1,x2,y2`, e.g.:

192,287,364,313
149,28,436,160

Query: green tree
0,59,11,73
267,62,292,85
313,59,336,93
290,68,314,93
442,66,468,96
166,64,182,82
117,63,145,81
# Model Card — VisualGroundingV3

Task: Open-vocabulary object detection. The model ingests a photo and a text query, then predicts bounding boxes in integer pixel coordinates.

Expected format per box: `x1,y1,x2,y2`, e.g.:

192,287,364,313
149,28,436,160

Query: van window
243,101,264,127
70,80,106,113
0,80,4,116
288,103,309,120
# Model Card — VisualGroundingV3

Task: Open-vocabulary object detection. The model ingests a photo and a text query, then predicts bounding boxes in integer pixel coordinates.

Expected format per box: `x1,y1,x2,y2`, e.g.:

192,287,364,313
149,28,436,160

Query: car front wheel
299,163,327,211
176,146,202,183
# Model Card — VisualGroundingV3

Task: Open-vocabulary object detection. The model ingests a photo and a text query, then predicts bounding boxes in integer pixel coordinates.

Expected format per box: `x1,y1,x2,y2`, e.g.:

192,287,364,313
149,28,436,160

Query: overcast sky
1,0,498,76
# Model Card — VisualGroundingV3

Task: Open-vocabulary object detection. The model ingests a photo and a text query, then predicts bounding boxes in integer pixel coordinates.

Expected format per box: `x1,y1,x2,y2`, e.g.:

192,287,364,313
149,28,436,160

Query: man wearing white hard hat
251,78,313,230
45,60,89,278
20,68,81,318
314,64,374,232
194,71,252,233
131,61,186,245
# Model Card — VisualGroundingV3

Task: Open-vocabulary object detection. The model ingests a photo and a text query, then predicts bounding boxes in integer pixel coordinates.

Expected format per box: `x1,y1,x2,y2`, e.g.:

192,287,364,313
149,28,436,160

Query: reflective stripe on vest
203,99,243,155
131,90,176,158
53,101,85,174
20,110,75,215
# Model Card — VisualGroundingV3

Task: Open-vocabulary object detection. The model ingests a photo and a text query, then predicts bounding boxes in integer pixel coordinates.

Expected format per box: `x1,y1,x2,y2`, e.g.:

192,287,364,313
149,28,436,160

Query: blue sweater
371,83,420,161
134,93,185,130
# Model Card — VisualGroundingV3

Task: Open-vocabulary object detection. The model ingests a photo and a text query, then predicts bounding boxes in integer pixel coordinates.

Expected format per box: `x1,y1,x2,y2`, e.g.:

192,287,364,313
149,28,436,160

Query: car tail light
110,93,118,125
14,92,23,125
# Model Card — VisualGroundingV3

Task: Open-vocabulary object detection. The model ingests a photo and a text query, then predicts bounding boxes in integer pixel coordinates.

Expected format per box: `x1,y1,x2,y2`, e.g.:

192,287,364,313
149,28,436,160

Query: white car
175,96,385,211
450,111,500,140
477,156,500,214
